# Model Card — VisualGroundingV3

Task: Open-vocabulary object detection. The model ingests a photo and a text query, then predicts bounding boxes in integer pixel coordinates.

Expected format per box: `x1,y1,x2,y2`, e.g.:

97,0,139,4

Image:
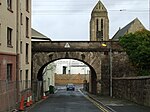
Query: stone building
90,0,109,41
0,0,31,110
17,0,32,96
112,18,145,40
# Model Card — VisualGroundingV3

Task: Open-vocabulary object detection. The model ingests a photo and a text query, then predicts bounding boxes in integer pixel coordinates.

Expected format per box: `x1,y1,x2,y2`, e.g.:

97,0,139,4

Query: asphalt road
28,87,104,112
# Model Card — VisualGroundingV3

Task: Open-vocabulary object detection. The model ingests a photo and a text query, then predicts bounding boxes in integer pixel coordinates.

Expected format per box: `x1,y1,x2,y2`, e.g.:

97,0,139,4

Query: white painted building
43,63,56,92
55,59,90,74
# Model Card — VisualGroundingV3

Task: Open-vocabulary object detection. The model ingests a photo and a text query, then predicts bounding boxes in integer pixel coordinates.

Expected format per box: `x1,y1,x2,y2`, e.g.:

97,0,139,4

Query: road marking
78,89,109,112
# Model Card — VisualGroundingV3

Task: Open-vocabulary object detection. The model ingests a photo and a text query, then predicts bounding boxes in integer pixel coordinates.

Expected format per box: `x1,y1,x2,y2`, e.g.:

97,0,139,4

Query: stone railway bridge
32,41,128,100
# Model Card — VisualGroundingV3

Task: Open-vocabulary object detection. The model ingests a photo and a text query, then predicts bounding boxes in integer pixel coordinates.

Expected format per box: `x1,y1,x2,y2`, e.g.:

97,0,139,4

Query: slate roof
31,28,51,40
112,18,145,40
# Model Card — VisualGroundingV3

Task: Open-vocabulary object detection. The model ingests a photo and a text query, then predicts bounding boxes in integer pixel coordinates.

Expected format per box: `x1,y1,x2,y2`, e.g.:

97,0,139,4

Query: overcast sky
32,0,149,41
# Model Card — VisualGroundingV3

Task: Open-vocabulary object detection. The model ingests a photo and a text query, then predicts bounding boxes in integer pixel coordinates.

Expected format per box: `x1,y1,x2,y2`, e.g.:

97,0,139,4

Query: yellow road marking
79,89,109,112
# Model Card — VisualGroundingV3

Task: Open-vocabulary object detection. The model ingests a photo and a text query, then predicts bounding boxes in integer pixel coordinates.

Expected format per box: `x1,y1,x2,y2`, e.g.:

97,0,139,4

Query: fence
0,80,17,112
0,80,31,112
55,74,89,85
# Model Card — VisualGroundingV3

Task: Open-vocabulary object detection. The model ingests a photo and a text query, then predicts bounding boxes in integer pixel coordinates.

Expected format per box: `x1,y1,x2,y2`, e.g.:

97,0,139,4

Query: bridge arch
32,51,101,94
37,58,97,94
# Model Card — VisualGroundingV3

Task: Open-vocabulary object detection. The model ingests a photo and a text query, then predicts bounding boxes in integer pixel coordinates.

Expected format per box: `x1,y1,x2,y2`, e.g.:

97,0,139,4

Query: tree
119,29,150,76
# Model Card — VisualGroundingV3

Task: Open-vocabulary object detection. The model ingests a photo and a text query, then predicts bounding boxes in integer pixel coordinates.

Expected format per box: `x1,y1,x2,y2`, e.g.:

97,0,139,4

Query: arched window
101,19,104,39
96,19,99,31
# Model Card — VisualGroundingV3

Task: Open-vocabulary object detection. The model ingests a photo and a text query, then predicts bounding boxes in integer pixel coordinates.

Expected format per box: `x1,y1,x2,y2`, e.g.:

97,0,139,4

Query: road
28,87,106,112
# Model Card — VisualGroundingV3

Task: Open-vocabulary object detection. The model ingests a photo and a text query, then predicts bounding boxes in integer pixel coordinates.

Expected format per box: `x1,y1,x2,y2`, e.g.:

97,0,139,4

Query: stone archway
32,51,101,95
32,41,123,100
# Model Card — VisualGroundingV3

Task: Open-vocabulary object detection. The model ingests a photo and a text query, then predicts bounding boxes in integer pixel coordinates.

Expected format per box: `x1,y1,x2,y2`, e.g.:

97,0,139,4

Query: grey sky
32,0,149,41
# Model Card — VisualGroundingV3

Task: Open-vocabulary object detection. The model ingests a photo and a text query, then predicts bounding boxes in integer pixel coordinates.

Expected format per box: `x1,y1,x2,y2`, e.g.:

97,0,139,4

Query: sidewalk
86,93,150,112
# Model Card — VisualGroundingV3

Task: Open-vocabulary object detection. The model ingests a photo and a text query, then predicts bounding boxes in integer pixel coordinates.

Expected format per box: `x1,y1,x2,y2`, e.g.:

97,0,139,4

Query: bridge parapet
32,41,123,52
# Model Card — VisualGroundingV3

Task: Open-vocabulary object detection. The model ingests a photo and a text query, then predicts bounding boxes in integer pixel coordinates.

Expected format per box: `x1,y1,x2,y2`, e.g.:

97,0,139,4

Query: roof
92,0,107,13
31,28,51,40
112,18,145,40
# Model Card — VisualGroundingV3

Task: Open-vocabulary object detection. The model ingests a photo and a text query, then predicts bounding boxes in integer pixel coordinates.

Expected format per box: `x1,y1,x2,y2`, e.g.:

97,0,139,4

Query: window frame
20,41,22,54
7,0,13,12
26,17,29,38
0,23,1,45
26,43,29,64
25,70,28,88
26,0,29,12
7,27,13,47
101,19,104,38
7,64,12,81
20,13,23,25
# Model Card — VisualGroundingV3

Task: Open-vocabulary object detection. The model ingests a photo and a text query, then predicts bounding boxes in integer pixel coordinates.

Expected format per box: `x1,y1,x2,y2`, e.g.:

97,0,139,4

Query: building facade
55,59,90,75
90,0,109,41
17,0,32,99
112,18,145,40
0,0,31,111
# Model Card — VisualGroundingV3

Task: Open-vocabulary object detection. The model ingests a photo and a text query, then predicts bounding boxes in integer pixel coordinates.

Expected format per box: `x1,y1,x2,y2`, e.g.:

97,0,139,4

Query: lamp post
149,0,150,30
109,42,112,97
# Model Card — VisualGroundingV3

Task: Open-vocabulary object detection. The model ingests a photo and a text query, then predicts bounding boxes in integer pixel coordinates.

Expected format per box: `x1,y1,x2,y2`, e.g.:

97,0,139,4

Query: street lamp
102,42,112,97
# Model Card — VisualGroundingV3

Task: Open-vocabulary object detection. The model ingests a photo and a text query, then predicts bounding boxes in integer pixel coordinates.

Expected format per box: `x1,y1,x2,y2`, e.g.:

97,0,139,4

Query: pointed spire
92,0,107,13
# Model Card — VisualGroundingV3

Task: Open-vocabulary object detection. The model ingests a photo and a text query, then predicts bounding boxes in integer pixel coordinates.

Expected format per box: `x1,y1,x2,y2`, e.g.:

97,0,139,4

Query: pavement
84,91,150,112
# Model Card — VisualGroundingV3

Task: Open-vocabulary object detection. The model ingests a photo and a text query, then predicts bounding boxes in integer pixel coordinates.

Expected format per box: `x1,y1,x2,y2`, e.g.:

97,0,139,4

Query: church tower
90,0,109,41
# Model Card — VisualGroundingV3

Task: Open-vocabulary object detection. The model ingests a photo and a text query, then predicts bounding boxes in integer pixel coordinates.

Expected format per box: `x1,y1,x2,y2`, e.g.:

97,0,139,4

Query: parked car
66,83,75,91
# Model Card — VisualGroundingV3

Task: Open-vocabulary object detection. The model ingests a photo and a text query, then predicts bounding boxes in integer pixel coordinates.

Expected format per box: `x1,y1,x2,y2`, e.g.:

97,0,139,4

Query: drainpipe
16,0,21,104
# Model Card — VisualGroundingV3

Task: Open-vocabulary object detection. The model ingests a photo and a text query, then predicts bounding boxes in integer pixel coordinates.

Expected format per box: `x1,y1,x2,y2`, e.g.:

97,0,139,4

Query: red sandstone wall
0,53,17,81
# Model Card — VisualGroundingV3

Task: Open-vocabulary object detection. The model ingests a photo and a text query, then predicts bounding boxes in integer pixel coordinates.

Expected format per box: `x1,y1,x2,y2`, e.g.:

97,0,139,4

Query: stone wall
100,51,137,95
113,76,150,106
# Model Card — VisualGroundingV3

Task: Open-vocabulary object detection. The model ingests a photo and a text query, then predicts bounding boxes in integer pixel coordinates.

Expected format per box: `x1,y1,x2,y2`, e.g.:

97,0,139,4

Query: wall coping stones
113,76,150,80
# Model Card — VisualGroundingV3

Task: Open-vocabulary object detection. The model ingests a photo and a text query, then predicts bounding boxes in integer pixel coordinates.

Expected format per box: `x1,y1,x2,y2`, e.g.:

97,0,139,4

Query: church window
99,5,101,9
101,19,104,38
96,19,99,31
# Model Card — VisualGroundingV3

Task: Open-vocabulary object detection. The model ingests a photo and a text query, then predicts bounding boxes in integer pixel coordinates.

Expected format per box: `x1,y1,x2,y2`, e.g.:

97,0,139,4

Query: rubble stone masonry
113,76,150,106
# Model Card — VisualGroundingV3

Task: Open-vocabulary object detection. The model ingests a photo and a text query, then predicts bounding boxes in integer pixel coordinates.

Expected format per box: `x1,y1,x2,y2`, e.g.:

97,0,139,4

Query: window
7,27,12,47
0,63,2,79
63,66,67,74
26,43,29,64
7,0,12,11
20,13,23,25
0,24,1,45
26,0,29,12
25,70,28,88
101,19,104,38
7,64,12,81
26,17,29,37
96,19,99,31
20,70,22,81
20,41,22,53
